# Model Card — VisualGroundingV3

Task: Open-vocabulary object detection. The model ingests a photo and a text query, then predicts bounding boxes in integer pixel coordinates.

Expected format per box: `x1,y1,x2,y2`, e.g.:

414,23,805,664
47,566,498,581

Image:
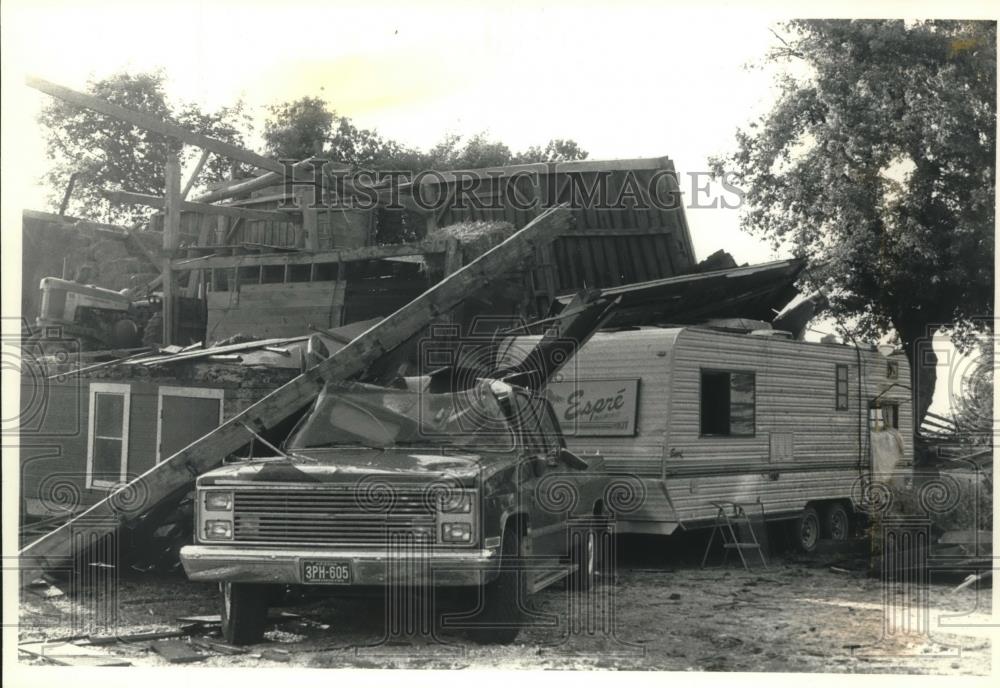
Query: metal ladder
701,501,768,571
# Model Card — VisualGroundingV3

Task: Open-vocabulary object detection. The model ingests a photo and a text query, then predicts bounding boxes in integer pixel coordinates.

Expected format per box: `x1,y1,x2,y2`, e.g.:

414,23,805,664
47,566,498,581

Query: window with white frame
86,383,131,488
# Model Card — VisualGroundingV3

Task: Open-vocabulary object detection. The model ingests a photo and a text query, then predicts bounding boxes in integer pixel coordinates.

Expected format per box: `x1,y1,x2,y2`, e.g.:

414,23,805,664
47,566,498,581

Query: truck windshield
285,380,516,452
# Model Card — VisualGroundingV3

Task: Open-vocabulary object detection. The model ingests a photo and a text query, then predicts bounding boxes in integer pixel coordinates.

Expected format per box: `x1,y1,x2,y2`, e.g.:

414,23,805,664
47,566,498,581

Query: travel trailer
520,327,912,550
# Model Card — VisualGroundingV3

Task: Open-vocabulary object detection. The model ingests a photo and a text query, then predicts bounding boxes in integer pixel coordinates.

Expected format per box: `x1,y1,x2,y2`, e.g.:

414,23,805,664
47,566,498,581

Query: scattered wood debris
19,640,131,667
150,639,208,664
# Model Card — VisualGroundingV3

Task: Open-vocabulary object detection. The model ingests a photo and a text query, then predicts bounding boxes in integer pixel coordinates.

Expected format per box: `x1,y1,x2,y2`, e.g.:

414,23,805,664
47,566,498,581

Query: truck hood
198,447,515,486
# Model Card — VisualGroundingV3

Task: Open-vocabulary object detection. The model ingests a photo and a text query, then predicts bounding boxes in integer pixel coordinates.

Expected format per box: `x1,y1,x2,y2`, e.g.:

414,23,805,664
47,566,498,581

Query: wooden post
443,238,463,276
298,185,319,251
162,153,182,345
332,261,347,326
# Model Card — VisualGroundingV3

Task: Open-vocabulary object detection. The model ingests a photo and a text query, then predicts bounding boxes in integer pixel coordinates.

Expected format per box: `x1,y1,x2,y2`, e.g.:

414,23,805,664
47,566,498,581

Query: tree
262,96,333,161
712,20,995,430
39,71,252,225
263,97,589,171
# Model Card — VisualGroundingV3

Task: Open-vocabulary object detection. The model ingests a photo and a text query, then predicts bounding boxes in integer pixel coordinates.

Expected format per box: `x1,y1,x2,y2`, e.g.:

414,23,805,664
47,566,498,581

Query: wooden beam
191,157,333,204
443,238,463,275
171,239,449,270
58,172,78,215
181,150,211,199
19,206,572,573
162,154,181,346
105,190,295,223
27,76,284,174
298,186,319,250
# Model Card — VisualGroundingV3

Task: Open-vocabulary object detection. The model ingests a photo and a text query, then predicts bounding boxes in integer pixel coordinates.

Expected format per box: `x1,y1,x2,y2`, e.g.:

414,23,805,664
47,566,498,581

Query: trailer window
700,371,755,437
869,403,899,431
836,364,849,410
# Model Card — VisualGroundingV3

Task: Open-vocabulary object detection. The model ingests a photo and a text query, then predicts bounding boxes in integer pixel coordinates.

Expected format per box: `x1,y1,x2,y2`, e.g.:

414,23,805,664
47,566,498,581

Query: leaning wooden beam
105,190,294,223
20,206,572,573
171,239,450,270
191,157,333,204
181,149,211,199
27,76,284,174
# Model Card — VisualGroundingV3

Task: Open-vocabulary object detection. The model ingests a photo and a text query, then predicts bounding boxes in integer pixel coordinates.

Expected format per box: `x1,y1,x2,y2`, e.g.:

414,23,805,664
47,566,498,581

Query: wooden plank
172,239,449,271
191,157,339,204
404,155,675,188
331,263,347,327
558,226,678,236
577,237,598,287
298,186,319,250
20,206,572,573
163,154,181,346
105,190,294,223
207,283,337,340
181,149,211,199
651,234,676,277
164,157,182,251
28,76,284,174
443,238,463,275
602,237,623,286
150,640,206,664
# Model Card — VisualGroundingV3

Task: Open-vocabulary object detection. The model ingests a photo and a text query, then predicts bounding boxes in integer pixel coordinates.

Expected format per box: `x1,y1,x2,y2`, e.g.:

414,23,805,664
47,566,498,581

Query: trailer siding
555,328,912,534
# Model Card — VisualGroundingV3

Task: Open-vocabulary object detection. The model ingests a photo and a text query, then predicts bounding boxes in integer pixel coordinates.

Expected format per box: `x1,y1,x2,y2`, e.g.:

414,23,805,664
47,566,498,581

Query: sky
2,0,992,416
4,0,790,265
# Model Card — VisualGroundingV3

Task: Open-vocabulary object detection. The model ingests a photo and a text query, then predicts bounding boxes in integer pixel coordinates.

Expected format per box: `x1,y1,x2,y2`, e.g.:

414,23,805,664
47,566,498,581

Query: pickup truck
180,378,609,644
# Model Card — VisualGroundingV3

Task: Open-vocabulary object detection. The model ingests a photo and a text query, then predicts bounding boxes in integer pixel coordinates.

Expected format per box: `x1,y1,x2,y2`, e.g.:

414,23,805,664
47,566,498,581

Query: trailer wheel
793,506,821,553
220,582,269,645
466,525,527,644
822,503,851,542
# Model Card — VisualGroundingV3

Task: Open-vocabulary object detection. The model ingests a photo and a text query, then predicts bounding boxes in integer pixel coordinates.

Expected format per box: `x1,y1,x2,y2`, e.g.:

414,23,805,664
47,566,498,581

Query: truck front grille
231,488,437,546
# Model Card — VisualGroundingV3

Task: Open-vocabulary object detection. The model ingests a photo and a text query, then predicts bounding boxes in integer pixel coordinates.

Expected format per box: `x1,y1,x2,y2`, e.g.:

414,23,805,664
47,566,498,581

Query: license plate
301,560,352,585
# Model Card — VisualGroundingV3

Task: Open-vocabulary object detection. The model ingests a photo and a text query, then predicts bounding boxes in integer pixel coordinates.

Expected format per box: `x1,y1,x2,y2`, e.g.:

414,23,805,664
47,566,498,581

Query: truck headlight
205,491,233,511
204,520,233,540
441,522,472,543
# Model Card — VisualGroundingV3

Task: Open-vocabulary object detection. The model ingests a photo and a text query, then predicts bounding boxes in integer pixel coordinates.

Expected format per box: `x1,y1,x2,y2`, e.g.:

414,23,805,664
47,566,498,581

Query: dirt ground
18,534,993,674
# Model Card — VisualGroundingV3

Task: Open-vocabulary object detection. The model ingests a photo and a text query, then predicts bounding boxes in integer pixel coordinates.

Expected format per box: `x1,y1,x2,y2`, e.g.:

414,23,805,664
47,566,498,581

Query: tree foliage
39,71,252,225
713,19,996,422
262,96,588,170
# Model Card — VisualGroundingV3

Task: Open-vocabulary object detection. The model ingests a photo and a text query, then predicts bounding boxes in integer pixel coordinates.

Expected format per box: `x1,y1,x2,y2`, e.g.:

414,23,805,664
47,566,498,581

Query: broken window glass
700,370,755,437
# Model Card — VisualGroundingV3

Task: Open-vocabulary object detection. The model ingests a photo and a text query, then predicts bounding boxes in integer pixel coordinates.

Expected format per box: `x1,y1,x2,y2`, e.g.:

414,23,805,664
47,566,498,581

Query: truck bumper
180,545,501,587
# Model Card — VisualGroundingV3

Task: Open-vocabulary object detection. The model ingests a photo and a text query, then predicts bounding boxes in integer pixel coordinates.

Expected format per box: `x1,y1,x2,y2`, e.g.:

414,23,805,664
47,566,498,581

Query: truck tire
792,506,821,553
822,502,851,542
220,582,269,645
467,526,526,644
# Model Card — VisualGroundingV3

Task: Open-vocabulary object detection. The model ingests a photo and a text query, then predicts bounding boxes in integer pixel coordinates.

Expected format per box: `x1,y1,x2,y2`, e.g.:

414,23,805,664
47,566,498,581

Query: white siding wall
556,327,913,532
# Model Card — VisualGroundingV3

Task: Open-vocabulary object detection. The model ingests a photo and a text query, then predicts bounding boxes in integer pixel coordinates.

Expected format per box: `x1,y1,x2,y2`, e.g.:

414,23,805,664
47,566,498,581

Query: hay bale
427,221,516,265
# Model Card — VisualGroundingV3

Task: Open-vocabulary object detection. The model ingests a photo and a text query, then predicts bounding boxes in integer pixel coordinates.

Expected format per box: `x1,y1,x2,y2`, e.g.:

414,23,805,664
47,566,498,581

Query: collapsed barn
19,76,929,590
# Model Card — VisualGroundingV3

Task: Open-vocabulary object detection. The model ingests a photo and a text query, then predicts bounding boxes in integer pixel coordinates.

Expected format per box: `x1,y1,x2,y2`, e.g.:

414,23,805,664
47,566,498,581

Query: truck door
514,391,568,558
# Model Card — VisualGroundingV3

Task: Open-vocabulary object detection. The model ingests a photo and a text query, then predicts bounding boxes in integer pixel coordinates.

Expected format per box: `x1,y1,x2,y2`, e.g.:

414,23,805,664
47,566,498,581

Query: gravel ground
18,536,993,674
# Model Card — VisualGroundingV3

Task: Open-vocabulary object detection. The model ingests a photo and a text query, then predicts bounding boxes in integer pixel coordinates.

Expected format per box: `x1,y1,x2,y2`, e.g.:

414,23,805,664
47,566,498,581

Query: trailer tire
466,525,526,644
822,502,851,542
220,582,269,645
792,506,821,553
